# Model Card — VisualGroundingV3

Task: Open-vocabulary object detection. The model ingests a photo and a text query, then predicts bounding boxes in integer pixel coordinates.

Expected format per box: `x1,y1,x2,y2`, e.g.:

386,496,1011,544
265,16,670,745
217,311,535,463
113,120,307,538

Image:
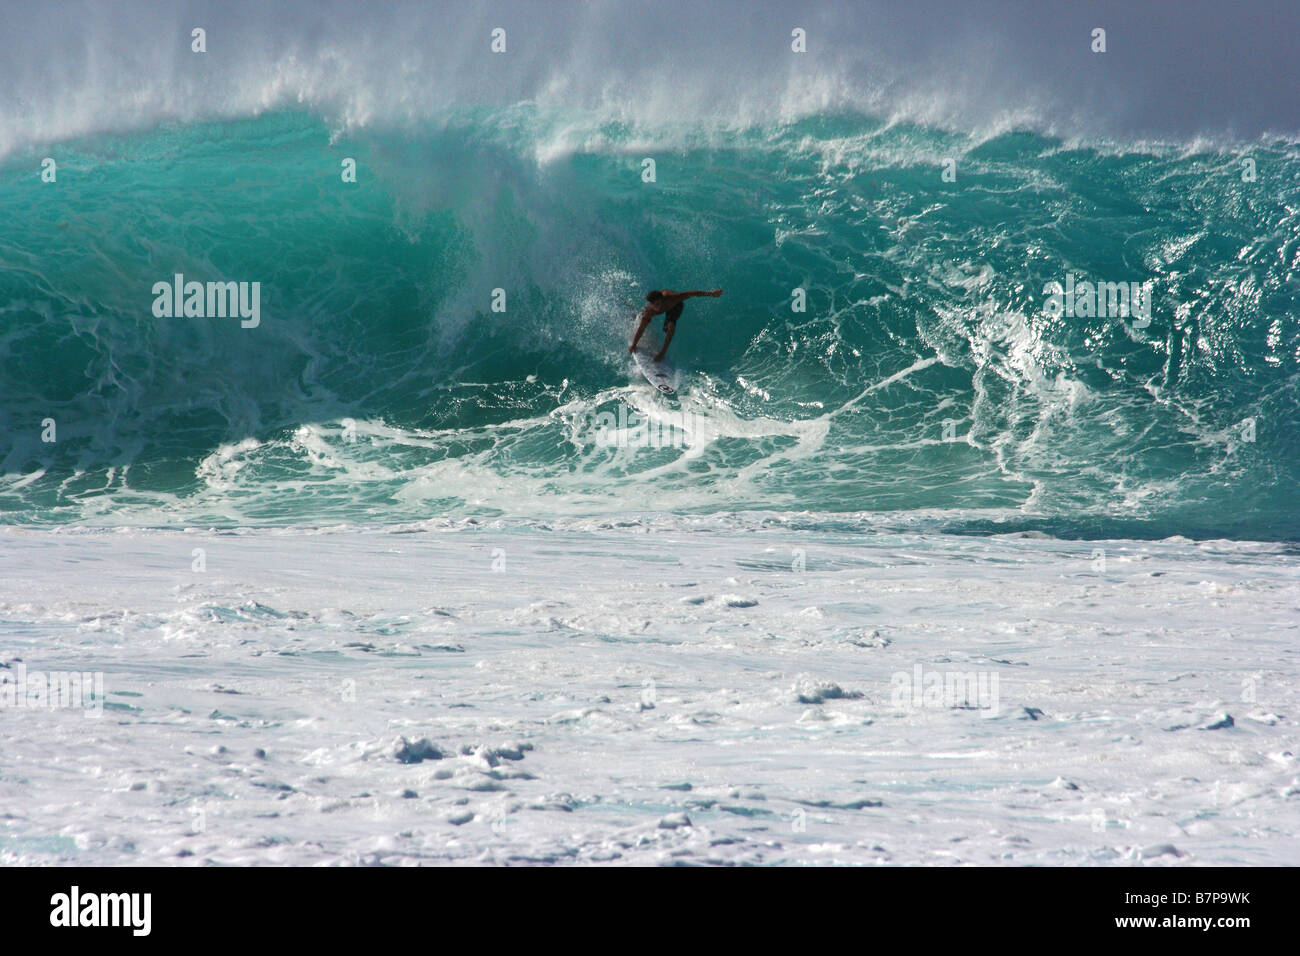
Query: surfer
630,288,722,362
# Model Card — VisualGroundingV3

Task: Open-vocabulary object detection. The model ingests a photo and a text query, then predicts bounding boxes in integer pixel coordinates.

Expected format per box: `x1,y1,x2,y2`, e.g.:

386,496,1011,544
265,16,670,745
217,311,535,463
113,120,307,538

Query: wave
1,105,1297,538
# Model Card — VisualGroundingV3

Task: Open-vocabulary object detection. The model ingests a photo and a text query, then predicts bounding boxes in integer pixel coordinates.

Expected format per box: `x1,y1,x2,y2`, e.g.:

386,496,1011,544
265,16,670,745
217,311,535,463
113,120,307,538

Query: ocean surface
1,0,1298,866
3,107,1297,537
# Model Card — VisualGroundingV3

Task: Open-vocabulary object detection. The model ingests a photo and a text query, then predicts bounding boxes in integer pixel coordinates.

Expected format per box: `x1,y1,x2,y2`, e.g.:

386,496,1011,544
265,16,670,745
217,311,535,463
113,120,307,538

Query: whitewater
1,0,1298,865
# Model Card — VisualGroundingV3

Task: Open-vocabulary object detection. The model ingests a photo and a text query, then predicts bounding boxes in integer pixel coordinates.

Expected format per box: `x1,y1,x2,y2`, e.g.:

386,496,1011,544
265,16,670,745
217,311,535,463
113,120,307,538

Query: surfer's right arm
629,311,651,353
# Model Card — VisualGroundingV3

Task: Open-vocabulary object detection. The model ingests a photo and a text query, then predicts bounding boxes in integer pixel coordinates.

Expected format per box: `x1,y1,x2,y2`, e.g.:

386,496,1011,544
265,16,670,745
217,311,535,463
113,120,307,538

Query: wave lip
4,0,1300,162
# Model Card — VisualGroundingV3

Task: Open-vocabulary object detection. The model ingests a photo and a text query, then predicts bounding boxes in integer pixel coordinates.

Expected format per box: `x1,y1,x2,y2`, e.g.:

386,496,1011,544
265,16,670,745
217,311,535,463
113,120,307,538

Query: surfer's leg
655,320,677,362
653,304,683,360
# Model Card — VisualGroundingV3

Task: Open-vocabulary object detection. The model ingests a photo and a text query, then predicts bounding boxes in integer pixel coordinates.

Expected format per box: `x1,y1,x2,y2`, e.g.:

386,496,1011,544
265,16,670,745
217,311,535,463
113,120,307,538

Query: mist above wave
2,0,1298,161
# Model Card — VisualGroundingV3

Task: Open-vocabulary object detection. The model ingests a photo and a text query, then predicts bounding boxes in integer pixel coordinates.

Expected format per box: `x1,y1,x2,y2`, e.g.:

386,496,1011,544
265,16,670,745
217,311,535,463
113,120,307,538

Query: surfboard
630,315,679,395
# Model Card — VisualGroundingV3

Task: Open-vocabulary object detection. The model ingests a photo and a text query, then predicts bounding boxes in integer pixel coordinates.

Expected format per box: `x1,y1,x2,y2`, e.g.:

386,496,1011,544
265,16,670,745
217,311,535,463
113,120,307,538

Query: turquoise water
1,109,1297,538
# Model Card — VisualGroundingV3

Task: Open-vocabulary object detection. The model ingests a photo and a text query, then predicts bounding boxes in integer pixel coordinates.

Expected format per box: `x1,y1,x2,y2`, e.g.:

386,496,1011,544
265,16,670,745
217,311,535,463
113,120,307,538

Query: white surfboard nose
631,313,680,395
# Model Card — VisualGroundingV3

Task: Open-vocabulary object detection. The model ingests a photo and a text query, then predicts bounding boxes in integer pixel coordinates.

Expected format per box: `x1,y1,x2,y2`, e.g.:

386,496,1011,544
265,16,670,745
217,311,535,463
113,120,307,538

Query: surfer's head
646,290,664,303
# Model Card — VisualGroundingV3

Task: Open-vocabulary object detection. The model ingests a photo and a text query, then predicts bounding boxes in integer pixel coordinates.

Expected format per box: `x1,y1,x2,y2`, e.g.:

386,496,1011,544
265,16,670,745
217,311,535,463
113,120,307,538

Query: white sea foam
1,520,1296,865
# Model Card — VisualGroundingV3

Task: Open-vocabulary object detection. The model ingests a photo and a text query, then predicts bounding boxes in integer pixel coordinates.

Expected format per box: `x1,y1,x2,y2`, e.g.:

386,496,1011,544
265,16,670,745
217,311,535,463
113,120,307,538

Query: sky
0,0,1297,151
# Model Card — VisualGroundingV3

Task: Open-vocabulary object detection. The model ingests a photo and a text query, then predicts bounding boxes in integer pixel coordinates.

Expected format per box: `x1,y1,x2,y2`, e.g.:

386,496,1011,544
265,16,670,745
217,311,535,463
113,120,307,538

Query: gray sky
1,0,1296,150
